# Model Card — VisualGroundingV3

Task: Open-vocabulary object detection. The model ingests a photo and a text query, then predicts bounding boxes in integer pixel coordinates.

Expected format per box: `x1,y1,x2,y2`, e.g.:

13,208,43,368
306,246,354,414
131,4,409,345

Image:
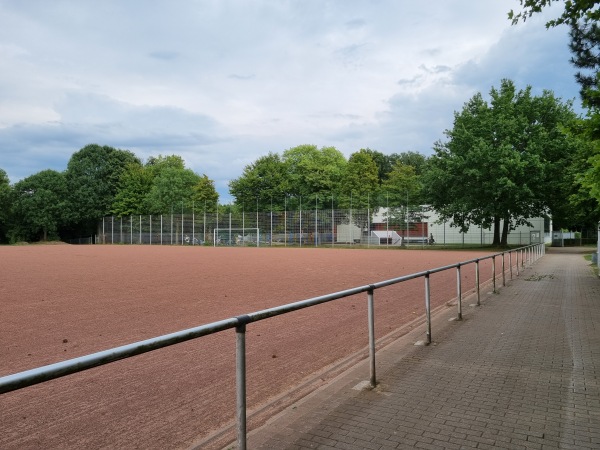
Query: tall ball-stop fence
97,205,544,248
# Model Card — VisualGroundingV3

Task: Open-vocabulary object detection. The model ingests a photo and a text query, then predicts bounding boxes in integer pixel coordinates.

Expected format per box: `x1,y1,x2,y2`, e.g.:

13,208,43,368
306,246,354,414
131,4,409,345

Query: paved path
243,248,600,449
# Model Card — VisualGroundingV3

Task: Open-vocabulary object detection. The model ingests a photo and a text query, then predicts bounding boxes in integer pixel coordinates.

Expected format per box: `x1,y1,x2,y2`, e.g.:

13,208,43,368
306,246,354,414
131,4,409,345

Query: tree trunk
501,218,510,247
493,216,501,246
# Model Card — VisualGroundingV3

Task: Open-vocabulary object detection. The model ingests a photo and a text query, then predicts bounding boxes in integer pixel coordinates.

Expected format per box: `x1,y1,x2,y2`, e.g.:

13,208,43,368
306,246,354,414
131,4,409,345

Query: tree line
1,77,598,246
1,78,599,245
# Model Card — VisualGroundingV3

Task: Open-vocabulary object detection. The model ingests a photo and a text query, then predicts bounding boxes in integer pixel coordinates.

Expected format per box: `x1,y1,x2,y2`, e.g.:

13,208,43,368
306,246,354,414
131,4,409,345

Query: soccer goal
214,228,260,246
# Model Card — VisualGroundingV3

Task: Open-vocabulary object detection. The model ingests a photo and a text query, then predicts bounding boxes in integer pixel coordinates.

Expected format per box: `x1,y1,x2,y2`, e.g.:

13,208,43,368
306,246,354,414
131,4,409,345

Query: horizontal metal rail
0,243,545,449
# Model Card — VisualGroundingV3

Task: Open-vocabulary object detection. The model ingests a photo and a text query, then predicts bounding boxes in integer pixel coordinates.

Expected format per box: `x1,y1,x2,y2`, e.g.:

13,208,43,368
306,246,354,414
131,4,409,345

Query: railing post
530,246,533,265
456,265,462,321
509,251,513,280
235,318,249,450
367,288,376,387
475,259,481,306
492,255,496,293
425,273,432,344
502,252,506,287
521,249,525,268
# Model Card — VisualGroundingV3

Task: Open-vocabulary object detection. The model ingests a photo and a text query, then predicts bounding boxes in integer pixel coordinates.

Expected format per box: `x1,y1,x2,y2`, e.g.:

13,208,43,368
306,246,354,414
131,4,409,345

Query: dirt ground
0,245,498,449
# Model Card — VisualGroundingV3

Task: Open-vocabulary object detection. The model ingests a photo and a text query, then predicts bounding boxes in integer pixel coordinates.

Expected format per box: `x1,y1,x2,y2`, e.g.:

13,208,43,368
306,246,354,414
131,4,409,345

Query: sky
0,0,583,202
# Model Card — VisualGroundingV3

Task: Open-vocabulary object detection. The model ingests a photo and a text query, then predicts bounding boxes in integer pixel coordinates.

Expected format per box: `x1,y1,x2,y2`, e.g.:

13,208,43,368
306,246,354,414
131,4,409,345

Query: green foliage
9,170,68,242
423,79,581,245
359,148,396,183
144,167,201,214
192,175,220,212
382,162,422,206
570,19,600,110
111,163,154,216
338,150,380,209
110,154,220,216
229,153,288,210
66,144,141,234
282,144,347,207
509,0,600,28
0,169,11,243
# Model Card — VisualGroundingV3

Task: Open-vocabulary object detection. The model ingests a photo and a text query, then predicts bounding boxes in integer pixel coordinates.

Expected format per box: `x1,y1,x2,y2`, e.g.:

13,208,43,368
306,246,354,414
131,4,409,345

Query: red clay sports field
0,245,498,449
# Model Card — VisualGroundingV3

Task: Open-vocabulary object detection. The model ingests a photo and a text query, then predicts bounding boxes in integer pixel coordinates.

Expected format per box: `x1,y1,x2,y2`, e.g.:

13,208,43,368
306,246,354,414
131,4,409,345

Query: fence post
235,319,249,450
492,256,496,293
425,273,432,344
509,251,513,280
456,265,462,321
521,249,525,268
475,260,480,306
367,288,376,387
502,252,506,287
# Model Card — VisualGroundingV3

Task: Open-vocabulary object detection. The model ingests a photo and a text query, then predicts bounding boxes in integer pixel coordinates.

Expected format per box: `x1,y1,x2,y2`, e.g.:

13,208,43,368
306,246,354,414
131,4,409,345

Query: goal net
214,228,260,246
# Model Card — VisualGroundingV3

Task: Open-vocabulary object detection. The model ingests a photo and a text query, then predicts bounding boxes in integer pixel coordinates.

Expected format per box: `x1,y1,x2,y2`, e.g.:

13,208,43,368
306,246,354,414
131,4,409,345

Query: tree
569,18,600,109
111,153,219,216
509,1,600,225
359,148,396,184
111,162,154,216
192,174,220,212
145,154,186,175
282,145,347,208
395,151,428,175
144,167,202,214
338,150,380,209
66,144,141,234
381,162,423,226
229,153,288,210
10,170,68,242
0,169,11,243
423,79,580,246
509,0,600,28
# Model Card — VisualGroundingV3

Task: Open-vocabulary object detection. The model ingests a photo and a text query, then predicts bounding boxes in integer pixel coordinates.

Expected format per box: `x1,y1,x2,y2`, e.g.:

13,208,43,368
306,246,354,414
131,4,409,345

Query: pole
284,196,287,247
299,196,302,247
492,256,496,293
475,259,481,306
315,195,318,248
331,193,334,248
456,265,462,321
502,252,506,286
236,323,247,450
367,288,376,387
192,201,195,245
386,193,389,249
425,273,432,344
367,193,370,249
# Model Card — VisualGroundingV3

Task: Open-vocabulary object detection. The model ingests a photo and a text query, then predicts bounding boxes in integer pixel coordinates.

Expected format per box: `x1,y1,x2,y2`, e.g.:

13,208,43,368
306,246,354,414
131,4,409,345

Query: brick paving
244,248,600,449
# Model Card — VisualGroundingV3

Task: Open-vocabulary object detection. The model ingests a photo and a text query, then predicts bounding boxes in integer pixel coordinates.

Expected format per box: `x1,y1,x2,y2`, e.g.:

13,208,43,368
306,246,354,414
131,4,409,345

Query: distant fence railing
97,209,545,247
0,244,545,449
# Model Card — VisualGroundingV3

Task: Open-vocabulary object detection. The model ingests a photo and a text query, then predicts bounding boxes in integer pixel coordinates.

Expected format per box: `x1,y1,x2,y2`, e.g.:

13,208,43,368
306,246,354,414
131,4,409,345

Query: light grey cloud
148,51,181,61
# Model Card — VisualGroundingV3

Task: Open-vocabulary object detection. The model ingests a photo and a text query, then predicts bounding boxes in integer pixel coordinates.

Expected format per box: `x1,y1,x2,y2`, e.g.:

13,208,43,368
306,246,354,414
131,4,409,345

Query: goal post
213,228,260,247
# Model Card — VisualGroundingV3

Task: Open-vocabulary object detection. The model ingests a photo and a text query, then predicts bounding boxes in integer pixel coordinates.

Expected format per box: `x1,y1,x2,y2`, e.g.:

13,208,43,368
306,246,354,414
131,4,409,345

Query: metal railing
0,244,545,449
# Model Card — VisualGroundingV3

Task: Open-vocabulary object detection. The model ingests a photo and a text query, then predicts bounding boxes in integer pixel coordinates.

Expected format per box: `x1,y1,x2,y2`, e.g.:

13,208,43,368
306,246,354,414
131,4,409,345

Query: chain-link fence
97,207,547,248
